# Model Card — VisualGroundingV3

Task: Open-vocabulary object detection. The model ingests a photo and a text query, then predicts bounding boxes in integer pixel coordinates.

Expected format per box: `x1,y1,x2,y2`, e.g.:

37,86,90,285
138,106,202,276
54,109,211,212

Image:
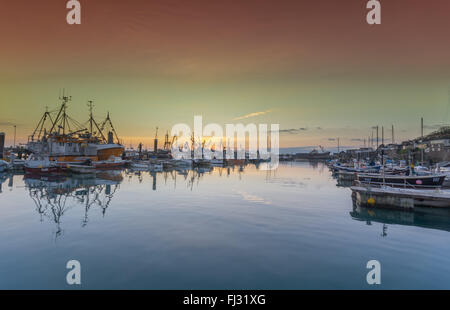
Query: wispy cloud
233,109,272,121
271,127,308,135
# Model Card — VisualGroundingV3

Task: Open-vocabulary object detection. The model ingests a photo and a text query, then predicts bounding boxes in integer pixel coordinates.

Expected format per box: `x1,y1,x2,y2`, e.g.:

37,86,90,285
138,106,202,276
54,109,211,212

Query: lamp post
13,125,16,148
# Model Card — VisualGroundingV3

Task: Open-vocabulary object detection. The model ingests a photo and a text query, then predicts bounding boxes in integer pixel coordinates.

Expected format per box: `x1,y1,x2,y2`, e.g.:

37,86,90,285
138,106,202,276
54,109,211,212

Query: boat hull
358,174,446,188
97,145,124,161
24,166,62,174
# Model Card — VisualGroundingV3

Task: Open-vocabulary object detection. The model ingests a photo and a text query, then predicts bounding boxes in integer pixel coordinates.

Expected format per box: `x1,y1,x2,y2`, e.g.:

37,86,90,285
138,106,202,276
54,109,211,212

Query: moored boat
149,163,163,172
68,164,96,174
351,185,450,209
131,161,150,169
92,157,127,169
357,173,446,188
24,156,62,174
0,160,10,172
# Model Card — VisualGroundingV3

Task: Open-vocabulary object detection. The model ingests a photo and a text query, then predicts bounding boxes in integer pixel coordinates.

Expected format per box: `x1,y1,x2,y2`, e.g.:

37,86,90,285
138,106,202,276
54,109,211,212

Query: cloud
233,109,272,120
351,138,364,142
271,127,308,134
328,138,336,141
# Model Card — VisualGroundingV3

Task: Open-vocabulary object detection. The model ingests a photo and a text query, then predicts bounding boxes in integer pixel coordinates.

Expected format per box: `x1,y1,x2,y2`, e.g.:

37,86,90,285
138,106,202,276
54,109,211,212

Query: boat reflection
0,172,9,193
125,165,243,191
350,200,450,234
25,171,122,239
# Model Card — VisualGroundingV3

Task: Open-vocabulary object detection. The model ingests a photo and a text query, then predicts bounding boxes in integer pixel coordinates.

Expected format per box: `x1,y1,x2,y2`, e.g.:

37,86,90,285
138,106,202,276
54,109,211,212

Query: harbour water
0,162,449,289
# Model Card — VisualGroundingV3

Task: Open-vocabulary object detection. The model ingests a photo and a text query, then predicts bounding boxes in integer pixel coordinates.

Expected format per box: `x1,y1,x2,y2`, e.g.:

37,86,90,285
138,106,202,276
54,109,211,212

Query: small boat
333,163,381,173
357,173,446,188
161,160,176,169
68,164,96,174
210,159,224,166
131,161,150,169
93,157,126,169
149,163,163,172
0,160,10,172
352,185,450,209
11,159,26,170
193,159,212,167
174,159,193,167
24,156,62,174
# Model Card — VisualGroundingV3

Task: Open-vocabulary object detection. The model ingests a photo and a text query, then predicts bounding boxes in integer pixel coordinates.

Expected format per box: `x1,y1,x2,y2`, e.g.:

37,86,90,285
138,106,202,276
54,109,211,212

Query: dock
351,185,450,210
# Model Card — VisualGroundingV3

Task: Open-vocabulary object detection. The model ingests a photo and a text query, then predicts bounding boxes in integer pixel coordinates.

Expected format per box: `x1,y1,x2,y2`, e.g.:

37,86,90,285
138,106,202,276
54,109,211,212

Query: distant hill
417,126,450,142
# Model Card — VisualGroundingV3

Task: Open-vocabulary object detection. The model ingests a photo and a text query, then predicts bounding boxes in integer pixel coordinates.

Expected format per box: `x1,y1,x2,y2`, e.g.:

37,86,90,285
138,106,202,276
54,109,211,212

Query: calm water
0,162,449,289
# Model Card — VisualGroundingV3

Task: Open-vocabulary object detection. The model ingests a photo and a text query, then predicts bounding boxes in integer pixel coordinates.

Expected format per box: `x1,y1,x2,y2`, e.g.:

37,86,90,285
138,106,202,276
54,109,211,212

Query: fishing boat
27,95,124,164
357,173,446,188
24,156,62,174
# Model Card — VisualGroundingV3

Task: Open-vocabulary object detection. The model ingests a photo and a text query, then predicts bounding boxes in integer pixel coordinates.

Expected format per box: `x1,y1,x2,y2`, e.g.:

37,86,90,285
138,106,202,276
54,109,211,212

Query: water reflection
126,165,249,191
18,165,253,239
350,200,450,234
24,171,122,239
4,161,450,242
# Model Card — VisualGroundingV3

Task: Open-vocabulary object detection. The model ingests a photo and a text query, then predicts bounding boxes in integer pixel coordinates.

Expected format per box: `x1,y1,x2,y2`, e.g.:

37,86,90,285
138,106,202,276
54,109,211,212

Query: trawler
27,94,124,164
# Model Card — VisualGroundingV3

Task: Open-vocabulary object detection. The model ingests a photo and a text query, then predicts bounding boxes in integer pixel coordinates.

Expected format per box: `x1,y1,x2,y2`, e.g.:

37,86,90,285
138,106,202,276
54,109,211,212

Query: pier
351,185,450,210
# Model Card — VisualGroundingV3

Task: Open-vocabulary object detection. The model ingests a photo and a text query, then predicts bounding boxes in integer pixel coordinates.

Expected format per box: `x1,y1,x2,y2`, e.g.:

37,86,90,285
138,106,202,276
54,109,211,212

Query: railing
354,179,442,190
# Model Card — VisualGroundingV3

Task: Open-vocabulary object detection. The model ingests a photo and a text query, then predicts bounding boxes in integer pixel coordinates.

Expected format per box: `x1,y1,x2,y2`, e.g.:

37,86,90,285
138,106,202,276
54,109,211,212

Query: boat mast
86,101,107,142
30,106,54,141
100,112,120,144
88,100,94,137
49,91,71,135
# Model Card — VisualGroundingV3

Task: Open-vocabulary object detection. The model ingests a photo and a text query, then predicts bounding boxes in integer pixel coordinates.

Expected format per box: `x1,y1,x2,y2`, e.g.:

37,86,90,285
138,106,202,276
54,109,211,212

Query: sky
1,0,450,149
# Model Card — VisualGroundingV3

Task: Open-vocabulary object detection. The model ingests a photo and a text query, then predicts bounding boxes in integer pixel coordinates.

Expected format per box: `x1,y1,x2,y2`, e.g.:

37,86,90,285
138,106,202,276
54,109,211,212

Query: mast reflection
25,171,122,239
350,199,450,235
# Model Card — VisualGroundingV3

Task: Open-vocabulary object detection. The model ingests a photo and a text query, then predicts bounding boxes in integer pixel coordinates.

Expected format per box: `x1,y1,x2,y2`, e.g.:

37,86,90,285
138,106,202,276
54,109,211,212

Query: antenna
421,117,424,138
392,124,394,144
87,100,94,136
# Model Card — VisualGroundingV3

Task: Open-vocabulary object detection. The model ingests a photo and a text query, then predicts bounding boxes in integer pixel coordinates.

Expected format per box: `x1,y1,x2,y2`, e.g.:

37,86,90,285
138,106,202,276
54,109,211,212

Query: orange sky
1,0,450,148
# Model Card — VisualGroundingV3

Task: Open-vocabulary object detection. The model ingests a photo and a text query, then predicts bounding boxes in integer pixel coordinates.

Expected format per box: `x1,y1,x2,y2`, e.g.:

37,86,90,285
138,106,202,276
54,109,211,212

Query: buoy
368,197,375,205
